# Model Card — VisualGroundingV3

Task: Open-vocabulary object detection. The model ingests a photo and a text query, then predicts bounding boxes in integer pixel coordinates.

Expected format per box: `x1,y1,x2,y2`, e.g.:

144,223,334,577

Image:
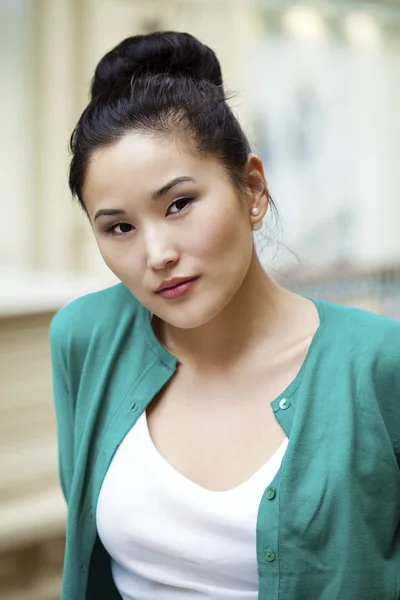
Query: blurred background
1,0,400,597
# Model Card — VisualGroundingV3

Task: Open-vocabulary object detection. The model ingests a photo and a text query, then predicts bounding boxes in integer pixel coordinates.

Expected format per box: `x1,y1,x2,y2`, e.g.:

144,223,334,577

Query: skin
83,131,320,491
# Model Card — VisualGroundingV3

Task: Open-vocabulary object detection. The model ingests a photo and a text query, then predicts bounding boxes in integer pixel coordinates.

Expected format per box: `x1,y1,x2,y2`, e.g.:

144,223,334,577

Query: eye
167,197,195,216
107,222,134,236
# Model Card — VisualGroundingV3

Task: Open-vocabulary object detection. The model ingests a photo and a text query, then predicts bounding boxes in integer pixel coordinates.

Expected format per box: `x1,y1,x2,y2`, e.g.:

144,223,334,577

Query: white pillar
35,0,79,271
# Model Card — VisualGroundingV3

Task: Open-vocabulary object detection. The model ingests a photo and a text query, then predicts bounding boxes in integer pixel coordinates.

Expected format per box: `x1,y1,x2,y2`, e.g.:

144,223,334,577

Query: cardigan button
264,548,276,562
279,397,291,410
265,487,276,500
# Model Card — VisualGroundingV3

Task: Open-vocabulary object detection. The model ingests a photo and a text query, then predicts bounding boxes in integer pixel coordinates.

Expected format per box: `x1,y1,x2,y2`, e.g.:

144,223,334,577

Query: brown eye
109,222,134,235
167,197,195,215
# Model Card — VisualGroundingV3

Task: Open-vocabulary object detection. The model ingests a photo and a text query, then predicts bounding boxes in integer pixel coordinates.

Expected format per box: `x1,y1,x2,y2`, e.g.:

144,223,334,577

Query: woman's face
83,132,261,329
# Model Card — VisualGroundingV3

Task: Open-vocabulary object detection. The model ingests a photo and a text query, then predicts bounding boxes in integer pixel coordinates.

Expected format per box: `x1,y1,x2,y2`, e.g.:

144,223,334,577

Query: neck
154,253,299,375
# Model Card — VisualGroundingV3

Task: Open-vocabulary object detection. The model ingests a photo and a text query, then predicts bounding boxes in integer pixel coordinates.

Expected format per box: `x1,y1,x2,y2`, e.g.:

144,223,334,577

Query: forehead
83,132,225,209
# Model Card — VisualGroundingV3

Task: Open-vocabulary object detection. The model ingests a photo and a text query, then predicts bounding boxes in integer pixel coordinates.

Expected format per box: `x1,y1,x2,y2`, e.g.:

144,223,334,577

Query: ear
245,153,269,221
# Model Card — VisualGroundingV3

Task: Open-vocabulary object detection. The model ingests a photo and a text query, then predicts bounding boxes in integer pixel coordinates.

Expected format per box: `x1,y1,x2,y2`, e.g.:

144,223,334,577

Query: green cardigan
50,282,400,600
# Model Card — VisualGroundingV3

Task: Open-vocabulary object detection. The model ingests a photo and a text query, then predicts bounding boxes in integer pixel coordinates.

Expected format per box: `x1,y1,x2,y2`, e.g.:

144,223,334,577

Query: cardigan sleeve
372,320,400,465
49,312,75,504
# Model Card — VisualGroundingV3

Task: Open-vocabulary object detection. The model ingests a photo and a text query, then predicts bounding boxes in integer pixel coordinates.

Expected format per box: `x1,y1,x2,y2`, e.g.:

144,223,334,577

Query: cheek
201,203,253,266
96,239,142,283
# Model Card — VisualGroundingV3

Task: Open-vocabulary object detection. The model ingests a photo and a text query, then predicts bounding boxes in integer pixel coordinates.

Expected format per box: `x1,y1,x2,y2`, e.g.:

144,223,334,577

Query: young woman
50,31,400,600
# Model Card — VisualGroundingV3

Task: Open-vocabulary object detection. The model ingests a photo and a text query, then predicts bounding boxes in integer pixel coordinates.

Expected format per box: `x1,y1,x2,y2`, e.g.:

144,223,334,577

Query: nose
145,229,179,271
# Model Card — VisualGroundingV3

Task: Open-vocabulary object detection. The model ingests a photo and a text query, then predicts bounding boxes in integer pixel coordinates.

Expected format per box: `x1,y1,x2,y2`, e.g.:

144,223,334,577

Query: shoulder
319,298,400,351
317,299,400,390
49,282,143,355
316,299,400,424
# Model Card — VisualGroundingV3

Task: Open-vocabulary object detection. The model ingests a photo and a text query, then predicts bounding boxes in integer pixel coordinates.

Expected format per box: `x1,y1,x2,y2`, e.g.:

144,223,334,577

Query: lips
155,276,199,293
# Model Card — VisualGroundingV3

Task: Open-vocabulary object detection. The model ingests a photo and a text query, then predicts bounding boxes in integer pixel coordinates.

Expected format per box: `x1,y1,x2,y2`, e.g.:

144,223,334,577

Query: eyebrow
94,176,195,222
94,208,126,222
151,176,195,200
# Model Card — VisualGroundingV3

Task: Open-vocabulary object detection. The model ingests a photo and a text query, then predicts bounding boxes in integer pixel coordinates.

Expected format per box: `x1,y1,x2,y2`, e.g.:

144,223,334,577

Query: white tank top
96,412,288,600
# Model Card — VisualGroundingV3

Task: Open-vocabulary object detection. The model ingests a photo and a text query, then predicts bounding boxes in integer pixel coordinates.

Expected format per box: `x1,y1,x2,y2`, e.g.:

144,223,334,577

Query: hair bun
90,31,223,100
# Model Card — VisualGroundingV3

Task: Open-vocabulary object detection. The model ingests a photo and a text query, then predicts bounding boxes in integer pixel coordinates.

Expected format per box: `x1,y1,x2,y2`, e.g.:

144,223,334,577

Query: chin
160,311,210,330
158,298,227,330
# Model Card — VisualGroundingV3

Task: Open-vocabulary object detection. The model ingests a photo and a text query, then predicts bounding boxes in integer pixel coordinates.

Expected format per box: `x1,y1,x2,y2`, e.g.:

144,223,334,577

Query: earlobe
247,181,268,232
250,206,263,231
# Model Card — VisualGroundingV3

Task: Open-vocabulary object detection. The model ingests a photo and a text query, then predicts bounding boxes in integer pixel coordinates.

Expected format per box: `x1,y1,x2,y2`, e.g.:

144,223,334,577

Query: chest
146,364,292,492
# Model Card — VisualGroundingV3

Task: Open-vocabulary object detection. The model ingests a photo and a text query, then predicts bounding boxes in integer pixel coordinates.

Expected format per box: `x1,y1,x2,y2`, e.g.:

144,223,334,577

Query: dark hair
69,31,272,214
